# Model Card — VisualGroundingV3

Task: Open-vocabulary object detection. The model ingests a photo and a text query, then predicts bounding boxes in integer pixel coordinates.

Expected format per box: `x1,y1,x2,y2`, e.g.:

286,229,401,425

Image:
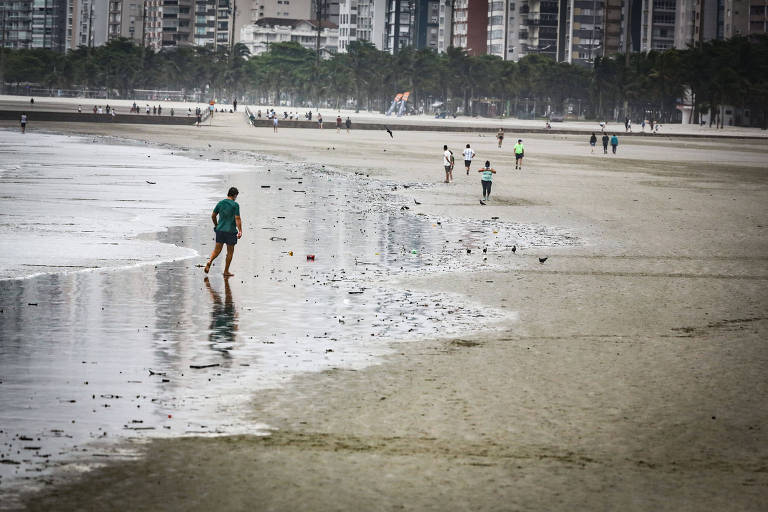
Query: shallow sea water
0,131,577,495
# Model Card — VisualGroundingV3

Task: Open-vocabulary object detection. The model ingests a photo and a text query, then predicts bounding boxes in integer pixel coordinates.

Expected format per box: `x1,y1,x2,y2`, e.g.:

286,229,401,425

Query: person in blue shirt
610,134,619,154
204,187,243,277
477,160,497,204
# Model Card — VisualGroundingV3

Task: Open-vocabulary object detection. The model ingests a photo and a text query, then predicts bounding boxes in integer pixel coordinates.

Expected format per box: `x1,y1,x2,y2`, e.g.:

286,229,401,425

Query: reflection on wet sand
205,277,238,352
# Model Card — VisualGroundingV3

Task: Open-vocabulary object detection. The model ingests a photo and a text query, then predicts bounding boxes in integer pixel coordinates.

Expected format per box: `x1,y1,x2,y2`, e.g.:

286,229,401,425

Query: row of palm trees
2,35,766,126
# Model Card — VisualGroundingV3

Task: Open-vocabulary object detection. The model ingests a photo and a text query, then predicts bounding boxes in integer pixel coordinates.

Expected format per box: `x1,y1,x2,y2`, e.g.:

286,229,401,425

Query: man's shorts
464,160,472,167
445,165,452,172
215,229,238,245
515,153,523,160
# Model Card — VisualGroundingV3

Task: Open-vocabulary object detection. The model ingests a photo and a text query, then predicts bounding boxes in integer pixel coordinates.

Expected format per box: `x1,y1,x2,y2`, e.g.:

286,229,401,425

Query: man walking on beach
601,133,609,154
513,139,524,169
610,134,619,154
336,115,343,133
496,128,504,149
273,116,279,133
463,144,475,175
589,132,597,153
20,113,27,133
345,117,351,133
443,145,453,183
204,187,242,277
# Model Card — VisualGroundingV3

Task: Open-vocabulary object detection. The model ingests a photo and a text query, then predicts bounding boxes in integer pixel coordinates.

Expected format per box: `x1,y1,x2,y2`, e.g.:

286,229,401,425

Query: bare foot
223,272,234,277
204,261,211,274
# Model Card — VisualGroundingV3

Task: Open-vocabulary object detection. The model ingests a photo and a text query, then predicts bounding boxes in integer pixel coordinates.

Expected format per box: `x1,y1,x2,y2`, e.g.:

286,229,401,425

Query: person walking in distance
204,187,243,277
443,145,453,183
273,115,278,133
496,128,504,149
478,160,496,204
601,133,609,154
20,112,28,133
336,115,342,133
345,116,351,133
610,134,619,154
462,144,476,175
589,132,597,153
513,139,524,169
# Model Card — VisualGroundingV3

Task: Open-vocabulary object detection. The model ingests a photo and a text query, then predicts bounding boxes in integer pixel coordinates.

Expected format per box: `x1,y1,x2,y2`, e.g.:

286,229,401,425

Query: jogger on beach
478,160,496,203
513,139,524,169
496,128,504,148
205,187,242,277
463,144,475,175
20,113,27,133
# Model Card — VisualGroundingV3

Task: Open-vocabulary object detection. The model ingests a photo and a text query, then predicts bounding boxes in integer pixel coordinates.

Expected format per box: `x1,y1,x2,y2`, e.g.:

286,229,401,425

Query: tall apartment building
106,0,144,43
746,0,767,33
515,0,558,58
487,0,520,60
311,0,341,25
66,0,108,50
437,0,451,51
452,0,487,55
233,0,312,46
338,0,386,51
144,0,232,50
1,1,34,49
239,16,338,54
384,0,414,52
558,0,606,64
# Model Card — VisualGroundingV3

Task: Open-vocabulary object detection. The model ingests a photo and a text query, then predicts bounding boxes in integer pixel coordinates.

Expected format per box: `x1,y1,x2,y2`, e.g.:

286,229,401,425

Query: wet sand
3,114,768,510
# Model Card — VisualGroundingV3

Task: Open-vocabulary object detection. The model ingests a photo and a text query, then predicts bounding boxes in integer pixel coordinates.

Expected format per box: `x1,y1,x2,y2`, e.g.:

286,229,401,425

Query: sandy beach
1,107,767,510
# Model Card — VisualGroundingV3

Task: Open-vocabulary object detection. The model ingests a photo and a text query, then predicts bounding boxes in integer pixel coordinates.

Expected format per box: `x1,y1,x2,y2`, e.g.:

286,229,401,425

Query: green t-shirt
513,143,524,155
481,168,494,181
213,198,240,233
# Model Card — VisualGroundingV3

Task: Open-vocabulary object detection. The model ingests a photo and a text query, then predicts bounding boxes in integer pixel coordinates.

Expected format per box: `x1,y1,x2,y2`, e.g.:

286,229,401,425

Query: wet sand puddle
0,133,577,496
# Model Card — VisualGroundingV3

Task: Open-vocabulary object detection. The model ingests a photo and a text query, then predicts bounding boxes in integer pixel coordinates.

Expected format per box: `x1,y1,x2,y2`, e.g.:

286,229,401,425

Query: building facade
107,0,145,43
337,0,386,51
233,0,312,46
452,0,487,55
239,16,338,54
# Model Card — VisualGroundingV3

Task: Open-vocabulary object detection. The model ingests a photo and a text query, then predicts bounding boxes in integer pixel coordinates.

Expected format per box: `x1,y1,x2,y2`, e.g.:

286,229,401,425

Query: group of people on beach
589,132,620,154
442,134,525,204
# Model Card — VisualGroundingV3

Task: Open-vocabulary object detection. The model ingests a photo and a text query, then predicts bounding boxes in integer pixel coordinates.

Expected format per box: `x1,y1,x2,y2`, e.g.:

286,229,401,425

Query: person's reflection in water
204,277,238,353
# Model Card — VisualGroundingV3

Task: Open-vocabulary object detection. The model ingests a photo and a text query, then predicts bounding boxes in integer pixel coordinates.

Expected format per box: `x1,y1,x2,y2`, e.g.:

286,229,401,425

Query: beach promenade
1,108,767,511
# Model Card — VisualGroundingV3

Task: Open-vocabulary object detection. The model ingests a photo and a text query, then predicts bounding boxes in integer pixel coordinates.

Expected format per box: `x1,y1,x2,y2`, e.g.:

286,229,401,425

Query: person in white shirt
443,145,454,183
462,144,476,175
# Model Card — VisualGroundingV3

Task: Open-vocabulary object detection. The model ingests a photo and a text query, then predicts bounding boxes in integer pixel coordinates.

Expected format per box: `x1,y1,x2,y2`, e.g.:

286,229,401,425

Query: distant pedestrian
478,160,496,203
153,105,157,115
273,116,278,133
97,106,103,114
513,139,524,169
78,104,82,113
158,105,162,115
610,134,619,154
589,132,597,153
641,119,646,132
93,105,97,114
599,121,606,132
624,116,629,132
318,113,323,129
345,116,351,133
204,187,242,278
601,133,609,154
170,108,174,116
233,98,238,111
443,145,453,183
462,143,475,175
20,112,27,133
336,115,342,133
30,98,34,105
496,128,504,148
627,119,632,132
146,105,150,114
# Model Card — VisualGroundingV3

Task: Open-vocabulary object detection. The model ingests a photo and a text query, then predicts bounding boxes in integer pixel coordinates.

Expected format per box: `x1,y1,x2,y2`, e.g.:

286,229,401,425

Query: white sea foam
0,130,249,281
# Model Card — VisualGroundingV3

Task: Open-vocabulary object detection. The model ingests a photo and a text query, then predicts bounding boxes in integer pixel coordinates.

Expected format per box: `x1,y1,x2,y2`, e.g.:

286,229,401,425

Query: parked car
549,112,564,122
